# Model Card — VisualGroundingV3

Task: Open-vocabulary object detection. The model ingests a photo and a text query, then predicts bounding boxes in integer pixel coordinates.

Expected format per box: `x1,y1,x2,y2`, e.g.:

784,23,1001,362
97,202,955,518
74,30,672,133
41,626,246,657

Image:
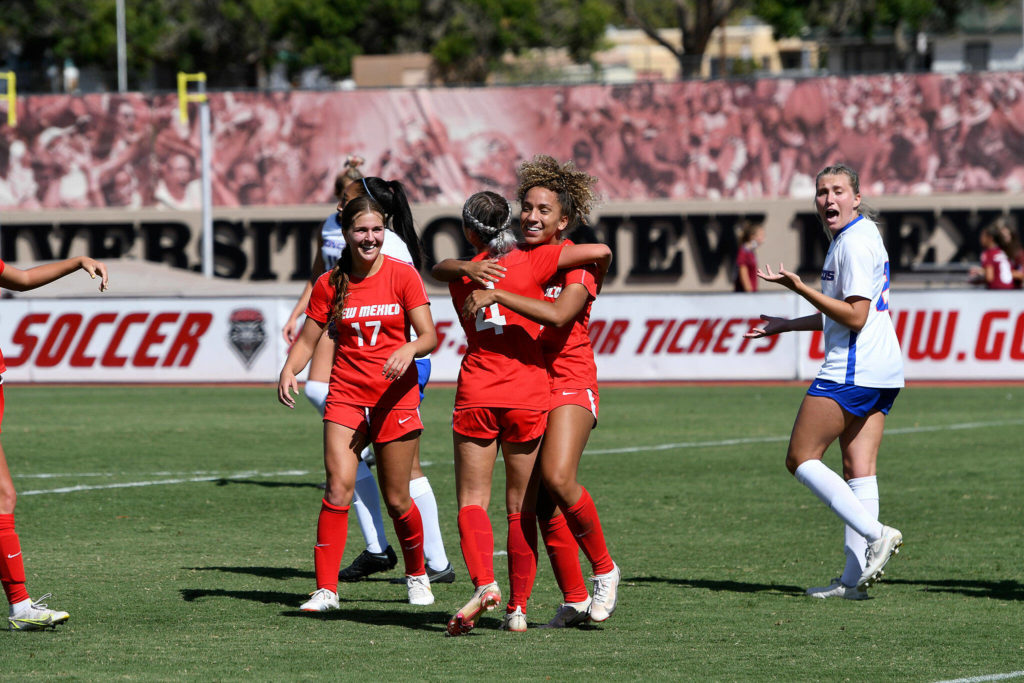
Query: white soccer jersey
817,215,904,388
320,216,413,270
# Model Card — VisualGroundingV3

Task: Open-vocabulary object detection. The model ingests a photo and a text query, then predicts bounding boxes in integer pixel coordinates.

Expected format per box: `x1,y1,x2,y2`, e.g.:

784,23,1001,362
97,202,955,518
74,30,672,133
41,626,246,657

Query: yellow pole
177,71,207,123
0,71,16,126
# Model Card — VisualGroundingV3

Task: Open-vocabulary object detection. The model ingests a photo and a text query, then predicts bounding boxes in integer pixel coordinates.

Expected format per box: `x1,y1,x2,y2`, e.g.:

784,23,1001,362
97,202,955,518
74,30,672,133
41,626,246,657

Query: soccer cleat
806,577,869,600
338,546,398,581
540,597,592,628
407,574,434,606
858,525,903,589
8,594,70,632
500,606,527,632
589,563,620,622
427,563,456,584
389,562,456,585
299,588,340,612
446,582,501,636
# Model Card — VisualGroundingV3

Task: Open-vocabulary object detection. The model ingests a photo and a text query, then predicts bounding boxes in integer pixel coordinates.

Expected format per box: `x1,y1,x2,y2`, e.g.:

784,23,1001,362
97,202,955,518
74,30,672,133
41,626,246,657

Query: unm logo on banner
228,308,267,368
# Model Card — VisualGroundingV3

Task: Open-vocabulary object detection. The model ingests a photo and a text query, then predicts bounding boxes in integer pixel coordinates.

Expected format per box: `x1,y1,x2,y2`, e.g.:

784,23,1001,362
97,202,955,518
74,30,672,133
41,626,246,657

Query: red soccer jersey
539,242,599,391
0,259,6,373
449,244,563,409
734,245,758,292
981,246,1015,290
306,256,430,409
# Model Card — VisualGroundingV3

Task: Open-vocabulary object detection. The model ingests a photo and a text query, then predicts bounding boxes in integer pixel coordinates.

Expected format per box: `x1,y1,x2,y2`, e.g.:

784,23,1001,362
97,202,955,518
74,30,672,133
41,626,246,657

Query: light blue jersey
817,215,904,388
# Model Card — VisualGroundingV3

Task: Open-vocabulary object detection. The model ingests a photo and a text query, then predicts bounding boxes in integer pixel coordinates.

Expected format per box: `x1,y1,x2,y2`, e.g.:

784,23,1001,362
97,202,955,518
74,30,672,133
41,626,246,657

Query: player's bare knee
0,489,14,514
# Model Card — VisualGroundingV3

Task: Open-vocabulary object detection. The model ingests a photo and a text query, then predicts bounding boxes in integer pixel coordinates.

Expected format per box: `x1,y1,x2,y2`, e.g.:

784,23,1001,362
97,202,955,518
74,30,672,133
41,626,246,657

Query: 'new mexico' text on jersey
818,215,904,388
449,244,564,410
306,256,430,409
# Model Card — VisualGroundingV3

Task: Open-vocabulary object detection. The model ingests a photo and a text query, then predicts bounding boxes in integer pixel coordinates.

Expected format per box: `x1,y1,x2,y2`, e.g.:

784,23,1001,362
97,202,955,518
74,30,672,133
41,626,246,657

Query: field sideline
0,383,1021,680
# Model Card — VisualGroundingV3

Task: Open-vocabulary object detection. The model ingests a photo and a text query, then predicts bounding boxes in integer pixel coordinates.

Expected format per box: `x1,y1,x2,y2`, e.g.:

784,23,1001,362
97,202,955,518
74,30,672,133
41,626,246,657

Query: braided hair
462,191,516,257
516,154,599,231
329,195,384,325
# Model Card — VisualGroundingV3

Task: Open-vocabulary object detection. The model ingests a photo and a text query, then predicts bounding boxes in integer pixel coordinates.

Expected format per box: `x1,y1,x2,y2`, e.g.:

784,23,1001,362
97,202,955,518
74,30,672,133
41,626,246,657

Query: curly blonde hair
516,154,599,230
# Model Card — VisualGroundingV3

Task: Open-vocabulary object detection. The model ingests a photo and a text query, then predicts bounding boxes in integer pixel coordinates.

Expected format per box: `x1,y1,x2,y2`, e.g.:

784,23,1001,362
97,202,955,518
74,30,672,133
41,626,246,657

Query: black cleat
389,562,456,584
339,546,398,581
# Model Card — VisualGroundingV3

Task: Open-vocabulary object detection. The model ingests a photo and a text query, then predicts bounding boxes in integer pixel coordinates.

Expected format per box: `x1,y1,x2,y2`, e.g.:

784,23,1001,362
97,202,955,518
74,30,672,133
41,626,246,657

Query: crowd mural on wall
3,71,1024,210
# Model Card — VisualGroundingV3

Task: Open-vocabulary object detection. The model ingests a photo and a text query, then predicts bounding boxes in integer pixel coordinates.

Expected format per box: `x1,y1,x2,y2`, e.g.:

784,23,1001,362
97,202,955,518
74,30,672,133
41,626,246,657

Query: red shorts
549,387,599,425
0,382,5,433
325,401,422,443
452,407,547,443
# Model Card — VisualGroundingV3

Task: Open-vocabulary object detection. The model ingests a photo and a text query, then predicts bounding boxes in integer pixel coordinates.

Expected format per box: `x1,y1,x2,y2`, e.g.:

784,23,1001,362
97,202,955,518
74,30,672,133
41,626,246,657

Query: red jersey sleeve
305,273,335,324
529,244,564,288
393,259,430,312
560,264,598,299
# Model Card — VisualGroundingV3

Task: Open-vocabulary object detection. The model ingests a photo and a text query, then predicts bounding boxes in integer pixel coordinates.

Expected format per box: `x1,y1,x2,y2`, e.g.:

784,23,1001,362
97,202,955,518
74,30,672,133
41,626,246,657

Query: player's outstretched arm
744,313,822,339
462,283,589,328
431,258,506,285
0,256,108,293
757,262,869,332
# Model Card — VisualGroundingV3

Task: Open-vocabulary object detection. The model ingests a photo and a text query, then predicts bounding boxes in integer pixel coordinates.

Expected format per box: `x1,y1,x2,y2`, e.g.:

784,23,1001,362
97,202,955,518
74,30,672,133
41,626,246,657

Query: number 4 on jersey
475,282,506,334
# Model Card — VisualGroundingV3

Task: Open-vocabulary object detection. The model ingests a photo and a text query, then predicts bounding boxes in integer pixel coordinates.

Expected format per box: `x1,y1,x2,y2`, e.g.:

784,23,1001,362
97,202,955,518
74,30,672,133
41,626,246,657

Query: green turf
0,383,1021,680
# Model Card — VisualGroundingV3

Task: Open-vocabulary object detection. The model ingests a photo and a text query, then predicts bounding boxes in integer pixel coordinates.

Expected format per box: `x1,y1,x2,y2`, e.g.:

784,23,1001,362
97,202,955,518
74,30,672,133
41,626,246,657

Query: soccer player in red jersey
0,255,108,631
435,189,610,635
968,222,1016,289
459,155,620,628
278,195,438,611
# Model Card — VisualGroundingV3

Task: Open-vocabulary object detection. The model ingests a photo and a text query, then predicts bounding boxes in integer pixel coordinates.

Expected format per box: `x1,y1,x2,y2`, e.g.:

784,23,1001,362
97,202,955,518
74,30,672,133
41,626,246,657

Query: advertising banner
1,290,1021,383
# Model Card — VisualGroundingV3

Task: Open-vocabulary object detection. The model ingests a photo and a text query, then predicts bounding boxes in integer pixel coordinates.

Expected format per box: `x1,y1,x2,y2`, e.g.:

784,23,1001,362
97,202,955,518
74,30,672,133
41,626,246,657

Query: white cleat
299,587,340,612
446,582,501,636
8,594,70,631
500,606,527,632
407,574,434,606
858,526,903,589
806,577,869,600
589,563,620,622
541,597,592,628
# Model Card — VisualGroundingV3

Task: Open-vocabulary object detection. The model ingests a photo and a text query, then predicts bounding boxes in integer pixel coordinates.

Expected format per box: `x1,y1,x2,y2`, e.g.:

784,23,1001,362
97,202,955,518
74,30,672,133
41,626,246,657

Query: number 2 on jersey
475,282,507,335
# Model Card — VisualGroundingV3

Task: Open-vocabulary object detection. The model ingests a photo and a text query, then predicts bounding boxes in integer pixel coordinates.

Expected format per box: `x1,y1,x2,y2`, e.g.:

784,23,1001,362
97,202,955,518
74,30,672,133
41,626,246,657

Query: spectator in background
996,219,1024,288
734,220,766,292
969,220,1017,289
154,153,201,210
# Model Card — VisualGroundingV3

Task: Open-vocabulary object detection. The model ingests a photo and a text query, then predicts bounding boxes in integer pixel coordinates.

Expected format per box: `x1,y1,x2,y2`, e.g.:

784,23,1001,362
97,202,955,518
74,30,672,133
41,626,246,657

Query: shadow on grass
179,587,450,632
181,588,297,607
631,576,805,595
279,606,449,633
887,578,1024,601
186,566,313,580
213,478,322,489
185,565,408,586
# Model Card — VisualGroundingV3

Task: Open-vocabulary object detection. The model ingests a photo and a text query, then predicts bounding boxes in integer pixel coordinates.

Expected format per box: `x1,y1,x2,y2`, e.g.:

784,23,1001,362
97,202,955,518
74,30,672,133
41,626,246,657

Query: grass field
0,383,1021,680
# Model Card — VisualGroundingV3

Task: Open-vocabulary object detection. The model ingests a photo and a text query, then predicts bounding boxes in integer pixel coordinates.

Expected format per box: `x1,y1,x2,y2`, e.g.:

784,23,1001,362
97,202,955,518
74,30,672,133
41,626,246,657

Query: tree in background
418,0,614,84
753,0,1018,71
618,0,749,79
